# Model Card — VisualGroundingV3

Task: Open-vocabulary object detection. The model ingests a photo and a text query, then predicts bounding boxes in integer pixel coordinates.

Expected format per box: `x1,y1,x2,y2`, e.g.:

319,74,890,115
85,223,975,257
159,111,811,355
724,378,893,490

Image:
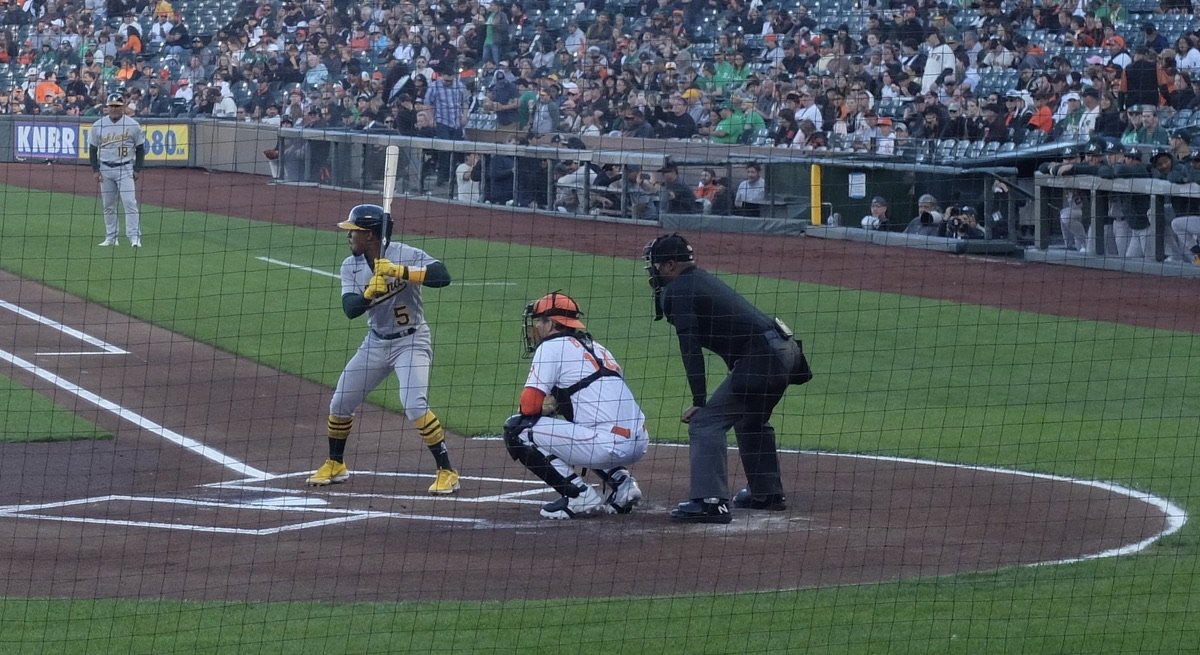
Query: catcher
503,292,648,519
306,204,460,495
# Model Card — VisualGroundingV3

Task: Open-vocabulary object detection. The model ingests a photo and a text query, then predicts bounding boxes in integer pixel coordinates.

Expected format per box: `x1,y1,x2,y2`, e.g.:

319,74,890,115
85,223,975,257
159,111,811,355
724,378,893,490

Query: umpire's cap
106,92,125,106
338,204,386,235
527,291,586,330
643,233,695,264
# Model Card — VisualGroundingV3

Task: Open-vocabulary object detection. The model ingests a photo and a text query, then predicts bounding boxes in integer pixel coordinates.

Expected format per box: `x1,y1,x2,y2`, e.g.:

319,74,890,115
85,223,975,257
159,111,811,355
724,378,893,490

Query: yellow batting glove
363,274,390,300
374,258,408,280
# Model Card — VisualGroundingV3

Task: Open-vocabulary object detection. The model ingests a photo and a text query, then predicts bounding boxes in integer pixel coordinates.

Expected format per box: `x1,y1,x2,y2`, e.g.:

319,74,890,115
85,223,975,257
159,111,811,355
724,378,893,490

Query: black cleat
732,487,788,511
669,498,733,524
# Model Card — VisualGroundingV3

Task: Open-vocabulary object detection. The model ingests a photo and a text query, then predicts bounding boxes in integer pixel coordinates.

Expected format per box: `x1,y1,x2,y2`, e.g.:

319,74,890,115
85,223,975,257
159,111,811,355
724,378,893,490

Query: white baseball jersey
339,241,436,337
526,335,645,432
88,114,145,165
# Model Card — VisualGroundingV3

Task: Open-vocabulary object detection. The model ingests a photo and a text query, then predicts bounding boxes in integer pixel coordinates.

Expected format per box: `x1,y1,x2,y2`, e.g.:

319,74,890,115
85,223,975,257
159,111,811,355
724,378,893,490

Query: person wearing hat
943,205,986,240
1039,145,1093,252
922,30,956,94
904,194,944,236
657,163,699,214
89,92,145,247
1103,35,1132,69
641,233,811,523
860,195,890,231
483,66,520,141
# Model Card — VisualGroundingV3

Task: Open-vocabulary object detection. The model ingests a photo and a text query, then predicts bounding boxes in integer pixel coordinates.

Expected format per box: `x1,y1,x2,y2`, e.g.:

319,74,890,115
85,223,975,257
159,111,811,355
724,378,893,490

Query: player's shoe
306,459,349,486
732,487,788,511
605,469,642,514
130,237,142,248
669,498,733,524
428,468,460,495
98,237,119,247
540,485,615,519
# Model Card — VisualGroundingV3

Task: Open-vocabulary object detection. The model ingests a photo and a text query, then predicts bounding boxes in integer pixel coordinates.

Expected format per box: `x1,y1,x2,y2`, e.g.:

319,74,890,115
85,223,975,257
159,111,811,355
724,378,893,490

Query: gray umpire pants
686,331,799,501
99,163,139,240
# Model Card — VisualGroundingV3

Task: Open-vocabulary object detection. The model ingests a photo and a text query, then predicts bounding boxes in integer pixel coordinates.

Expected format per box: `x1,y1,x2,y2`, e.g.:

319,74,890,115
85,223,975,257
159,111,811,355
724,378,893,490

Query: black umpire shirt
660,266,778,406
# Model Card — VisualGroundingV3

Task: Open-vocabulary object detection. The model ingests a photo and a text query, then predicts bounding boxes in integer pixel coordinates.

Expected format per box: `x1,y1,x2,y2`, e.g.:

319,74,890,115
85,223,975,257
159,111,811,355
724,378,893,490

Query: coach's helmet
523,291,586,354
337,204,387,236
106,92,125,107
643,233,694,320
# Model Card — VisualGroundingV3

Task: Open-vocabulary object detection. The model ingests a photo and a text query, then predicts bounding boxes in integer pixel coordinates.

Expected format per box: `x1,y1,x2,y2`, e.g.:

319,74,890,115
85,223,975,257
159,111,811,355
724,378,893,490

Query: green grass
0,374,107,443
2,185,1200,653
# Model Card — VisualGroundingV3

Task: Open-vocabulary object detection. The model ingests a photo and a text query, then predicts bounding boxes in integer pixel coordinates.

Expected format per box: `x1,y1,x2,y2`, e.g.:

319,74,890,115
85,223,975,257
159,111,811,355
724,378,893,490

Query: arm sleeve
418,260,452,288
342,292,370,318
519,387,547,417
134,143,145,172
89,145,99,172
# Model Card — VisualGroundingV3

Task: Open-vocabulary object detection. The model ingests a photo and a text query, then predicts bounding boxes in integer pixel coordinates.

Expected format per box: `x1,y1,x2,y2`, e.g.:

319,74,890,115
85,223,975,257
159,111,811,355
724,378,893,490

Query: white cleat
130,237,142,248
98,237,119,247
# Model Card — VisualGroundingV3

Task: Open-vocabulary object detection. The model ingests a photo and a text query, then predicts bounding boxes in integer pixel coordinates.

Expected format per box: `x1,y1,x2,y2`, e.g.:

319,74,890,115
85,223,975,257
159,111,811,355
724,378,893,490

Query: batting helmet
337,204,386,234
106,92,125,106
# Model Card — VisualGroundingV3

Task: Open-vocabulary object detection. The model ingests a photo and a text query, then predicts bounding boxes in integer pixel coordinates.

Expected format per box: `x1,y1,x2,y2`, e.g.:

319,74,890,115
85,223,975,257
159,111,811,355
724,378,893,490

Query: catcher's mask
337,204,386,236
523,291,585,354
643,233,694,320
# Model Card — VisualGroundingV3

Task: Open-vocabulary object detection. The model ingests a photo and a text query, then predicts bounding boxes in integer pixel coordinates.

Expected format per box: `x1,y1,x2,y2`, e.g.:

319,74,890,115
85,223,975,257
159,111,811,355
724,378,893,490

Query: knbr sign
14,123,79,159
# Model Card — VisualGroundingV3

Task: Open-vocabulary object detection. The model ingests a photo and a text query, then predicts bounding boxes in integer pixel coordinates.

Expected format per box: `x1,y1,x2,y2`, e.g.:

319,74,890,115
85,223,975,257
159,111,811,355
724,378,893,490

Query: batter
89,93,145,248
307,204,460,494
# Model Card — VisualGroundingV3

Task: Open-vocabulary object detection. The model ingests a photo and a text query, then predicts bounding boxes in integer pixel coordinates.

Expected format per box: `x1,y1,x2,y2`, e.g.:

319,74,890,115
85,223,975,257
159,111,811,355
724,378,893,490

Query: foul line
0,298,267,477
257,256,515,286
0,299,129,356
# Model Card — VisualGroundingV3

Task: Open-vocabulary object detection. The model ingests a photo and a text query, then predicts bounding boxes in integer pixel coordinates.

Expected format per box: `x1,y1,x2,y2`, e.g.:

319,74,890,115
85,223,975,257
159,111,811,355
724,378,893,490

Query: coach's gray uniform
331,242,438,422
89,113,146,242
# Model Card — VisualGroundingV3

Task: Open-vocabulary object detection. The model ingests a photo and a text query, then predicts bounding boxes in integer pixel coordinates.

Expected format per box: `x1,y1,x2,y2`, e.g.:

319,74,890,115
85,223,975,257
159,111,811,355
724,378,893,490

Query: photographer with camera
903,194,944,236
942,205,986,240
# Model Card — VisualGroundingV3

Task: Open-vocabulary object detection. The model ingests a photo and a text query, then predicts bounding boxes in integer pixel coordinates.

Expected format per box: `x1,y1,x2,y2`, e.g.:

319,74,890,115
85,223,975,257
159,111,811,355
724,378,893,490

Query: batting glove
374,258,408,280
363,274,391,300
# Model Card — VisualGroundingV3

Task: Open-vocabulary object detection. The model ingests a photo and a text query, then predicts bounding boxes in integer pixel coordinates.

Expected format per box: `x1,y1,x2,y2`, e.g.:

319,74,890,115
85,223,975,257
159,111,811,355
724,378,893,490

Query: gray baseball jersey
89,114,145,164
339,242,436,336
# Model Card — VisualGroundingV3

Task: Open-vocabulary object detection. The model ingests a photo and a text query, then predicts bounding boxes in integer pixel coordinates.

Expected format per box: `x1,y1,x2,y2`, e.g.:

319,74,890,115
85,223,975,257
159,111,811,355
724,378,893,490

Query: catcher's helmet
106,92,125,106
337,204,386,234
526,292,586,330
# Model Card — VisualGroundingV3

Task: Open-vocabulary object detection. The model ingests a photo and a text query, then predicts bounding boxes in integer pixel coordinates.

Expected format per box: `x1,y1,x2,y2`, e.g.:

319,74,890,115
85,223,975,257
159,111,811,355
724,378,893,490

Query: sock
427,440,453,471
329,437,347,463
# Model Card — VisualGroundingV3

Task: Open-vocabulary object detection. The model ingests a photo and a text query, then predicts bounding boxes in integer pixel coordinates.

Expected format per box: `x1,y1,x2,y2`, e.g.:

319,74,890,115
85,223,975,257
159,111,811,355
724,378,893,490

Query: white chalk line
257,256,515,286
0,299,129,356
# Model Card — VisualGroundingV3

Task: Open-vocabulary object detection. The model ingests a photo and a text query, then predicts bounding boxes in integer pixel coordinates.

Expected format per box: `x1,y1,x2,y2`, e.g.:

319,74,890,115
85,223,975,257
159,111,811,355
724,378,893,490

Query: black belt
372,327,417,340
101,161,130,168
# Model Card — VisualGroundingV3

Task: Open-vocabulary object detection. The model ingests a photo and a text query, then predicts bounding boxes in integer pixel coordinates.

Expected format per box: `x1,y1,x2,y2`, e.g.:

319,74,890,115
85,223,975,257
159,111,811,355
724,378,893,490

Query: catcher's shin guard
503,414,582,498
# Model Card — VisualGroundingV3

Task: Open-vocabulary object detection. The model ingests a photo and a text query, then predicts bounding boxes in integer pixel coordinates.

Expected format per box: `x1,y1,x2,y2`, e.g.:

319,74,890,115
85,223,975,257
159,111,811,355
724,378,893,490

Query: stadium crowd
1,0,1199,153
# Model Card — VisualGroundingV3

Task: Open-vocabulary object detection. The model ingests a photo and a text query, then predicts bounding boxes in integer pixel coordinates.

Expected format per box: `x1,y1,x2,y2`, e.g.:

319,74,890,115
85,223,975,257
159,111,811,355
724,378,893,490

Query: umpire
643,234,812,523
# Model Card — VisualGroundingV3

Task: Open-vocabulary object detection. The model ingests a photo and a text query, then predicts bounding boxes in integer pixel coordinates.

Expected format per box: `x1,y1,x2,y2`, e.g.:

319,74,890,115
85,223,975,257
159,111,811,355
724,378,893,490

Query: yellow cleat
307,459,349,486
428,468,460,495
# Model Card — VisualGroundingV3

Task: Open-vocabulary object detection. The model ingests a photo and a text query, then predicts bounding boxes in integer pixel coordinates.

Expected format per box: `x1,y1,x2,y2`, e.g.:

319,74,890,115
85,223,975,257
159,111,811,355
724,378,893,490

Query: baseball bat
381,144,400,256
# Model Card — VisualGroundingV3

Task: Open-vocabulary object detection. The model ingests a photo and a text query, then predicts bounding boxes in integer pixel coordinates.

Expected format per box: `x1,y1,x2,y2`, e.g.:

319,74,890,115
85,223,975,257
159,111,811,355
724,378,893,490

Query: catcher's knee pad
413,410,445,447
502,414,540,461
327,415,353,439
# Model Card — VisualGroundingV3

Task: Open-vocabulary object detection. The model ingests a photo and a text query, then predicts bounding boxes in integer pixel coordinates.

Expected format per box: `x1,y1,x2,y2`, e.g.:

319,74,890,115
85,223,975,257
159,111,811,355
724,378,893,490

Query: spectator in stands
1123,46,1161,109
911,107,948,140
424,62,469,186
860,195,890,231
659,163,698,214
711,96,765,144
1136,106,1170,145
793,87,822,130
484,68,520,140
654,95,696,139
140,81,171,117
1143,23,1169,54
734,163,766,217
1103,35,1132,70
1093,91,1123,138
